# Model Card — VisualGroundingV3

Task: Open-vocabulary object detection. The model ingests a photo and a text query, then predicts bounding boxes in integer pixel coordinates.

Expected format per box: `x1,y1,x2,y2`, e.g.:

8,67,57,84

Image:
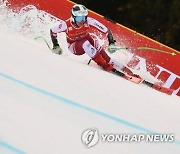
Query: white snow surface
0,3,180,154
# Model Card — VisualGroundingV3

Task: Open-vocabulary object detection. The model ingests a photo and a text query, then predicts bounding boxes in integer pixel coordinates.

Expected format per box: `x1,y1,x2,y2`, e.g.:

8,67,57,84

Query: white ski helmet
71,4,88,23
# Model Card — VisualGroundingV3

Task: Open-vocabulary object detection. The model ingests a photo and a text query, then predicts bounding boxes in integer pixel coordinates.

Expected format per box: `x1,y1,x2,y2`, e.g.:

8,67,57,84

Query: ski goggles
75,16,87,22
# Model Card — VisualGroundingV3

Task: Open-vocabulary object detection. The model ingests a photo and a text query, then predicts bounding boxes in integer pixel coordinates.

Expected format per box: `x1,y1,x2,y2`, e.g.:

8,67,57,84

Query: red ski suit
50,17,124,71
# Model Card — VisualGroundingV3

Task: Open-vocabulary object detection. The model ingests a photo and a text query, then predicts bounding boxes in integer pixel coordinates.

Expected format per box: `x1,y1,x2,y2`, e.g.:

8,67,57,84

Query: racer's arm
87,17,116,45
50,20,67,47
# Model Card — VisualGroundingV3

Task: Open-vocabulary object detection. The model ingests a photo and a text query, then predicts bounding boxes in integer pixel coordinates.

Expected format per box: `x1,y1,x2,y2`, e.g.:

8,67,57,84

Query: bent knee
82,40,98,58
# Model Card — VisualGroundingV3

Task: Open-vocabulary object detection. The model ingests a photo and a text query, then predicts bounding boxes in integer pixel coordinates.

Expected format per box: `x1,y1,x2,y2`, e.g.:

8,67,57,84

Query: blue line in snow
0,141,25,154
0,72,180,145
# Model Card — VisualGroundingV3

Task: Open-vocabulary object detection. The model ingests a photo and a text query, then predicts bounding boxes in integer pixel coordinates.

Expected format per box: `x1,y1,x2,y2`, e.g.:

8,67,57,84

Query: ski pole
34,36,52,50
108,45,176,56
136,47,176,56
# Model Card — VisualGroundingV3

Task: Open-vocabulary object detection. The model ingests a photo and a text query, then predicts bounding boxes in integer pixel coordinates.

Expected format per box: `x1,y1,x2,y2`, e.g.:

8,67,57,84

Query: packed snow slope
0,3,180,154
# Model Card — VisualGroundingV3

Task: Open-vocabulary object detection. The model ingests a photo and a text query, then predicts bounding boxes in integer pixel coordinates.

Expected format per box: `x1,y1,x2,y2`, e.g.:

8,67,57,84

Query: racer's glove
108,42,117,53
52,45,62,55
107,29,117,53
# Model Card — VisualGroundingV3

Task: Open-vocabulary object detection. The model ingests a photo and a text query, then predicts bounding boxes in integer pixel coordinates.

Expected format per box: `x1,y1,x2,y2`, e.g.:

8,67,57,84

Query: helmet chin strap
70,16,75,22
77,22,84,26
75,22,84,28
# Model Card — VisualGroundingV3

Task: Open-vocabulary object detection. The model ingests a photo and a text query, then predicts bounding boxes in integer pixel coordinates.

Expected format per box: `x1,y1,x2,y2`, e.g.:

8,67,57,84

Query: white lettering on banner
127,53,147,71
127,53,179,95
173,87,180,95
135,56,147,72
155,65,180,95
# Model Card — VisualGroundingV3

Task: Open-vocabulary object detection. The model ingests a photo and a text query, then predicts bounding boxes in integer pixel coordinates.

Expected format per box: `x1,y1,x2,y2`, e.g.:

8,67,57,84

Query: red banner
7,0,180,96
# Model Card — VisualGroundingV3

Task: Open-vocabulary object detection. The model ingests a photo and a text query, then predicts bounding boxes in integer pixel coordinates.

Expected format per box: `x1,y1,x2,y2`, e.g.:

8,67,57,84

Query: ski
112,69,143,84
112,69,173,95
143,80,174,95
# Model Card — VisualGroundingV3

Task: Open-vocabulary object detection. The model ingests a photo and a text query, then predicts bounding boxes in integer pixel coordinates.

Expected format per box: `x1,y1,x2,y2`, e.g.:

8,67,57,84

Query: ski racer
50,4,127,72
